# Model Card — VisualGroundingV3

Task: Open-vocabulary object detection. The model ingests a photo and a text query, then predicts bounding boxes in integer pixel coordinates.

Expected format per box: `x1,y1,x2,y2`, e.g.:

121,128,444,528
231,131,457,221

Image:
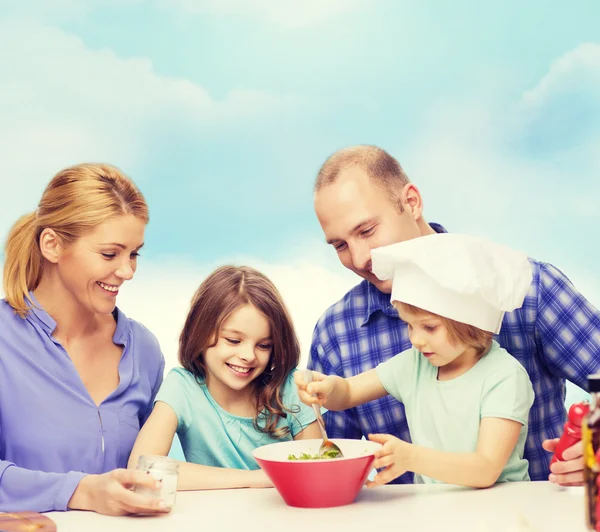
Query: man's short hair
314,145,410,211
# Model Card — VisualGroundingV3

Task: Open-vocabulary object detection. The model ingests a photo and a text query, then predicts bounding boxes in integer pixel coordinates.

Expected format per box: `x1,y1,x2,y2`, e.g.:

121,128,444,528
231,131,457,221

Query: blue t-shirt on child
156,367,317,470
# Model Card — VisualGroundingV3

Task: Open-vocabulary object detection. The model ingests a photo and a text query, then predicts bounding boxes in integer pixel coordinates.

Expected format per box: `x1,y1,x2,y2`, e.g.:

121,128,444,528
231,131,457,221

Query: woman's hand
68,469,171,516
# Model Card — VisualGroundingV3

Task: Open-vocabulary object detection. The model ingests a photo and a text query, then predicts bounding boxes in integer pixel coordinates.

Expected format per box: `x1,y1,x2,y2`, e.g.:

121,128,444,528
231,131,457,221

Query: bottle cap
588,374,600,393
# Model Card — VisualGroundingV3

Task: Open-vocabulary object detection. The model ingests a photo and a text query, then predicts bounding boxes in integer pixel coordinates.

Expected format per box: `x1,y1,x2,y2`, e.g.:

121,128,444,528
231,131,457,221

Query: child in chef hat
295,233,535,487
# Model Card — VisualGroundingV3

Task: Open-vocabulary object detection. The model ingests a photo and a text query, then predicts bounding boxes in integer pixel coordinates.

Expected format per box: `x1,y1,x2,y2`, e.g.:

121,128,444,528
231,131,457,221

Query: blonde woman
0,164,167,515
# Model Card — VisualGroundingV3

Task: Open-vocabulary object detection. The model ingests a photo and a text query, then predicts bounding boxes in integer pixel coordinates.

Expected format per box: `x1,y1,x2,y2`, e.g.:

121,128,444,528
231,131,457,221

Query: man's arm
536,262,600,485
536,262,600,385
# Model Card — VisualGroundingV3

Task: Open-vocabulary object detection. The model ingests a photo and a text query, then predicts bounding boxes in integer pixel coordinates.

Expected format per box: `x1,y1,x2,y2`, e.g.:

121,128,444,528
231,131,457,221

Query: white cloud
404,42,600,230
400,43,600,309
161,0,372,28
0,19,299,243
0,0,143,23
521,42,600,109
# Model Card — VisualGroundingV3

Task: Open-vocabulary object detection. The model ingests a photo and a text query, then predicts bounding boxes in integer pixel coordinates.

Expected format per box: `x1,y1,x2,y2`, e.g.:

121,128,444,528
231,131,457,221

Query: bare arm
369,417,523,488
295,369,388,411
293,421,321,440
129,402,271,490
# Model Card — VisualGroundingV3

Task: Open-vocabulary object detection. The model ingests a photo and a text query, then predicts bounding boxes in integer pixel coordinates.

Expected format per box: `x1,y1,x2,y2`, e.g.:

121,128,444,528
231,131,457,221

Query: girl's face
396,305,473,372
50,214,145,316
203,303,273,399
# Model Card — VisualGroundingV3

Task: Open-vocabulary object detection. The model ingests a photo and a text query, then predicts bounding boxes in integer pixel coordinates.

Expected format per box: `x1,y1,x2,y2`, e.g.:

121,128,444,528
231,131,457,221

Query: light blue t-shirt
376,341,534,484
156,367,317,470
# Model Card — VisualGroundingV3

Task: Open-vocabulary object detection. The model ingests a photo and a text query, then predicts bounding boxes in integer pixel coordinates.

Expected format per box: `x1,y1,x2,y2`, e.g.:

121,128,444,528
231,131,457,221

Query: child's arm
128,402,177,468
128,402,271,490
293,421,321,440
368,417,523,488
294,368,388,411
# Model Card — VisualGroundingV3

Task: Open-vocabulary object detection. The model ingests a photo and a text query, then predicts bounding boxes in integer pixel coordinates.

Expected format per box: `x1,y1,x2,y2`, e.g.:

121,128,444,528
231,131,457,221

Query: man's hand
543,438,584,486
365,433,412,487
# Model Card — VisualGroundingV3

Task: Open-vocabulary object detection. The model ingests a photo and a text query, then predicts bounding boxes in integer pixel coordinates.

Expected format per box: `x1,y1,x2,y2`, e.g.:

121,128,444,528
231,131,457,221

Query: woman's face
53,214,146,315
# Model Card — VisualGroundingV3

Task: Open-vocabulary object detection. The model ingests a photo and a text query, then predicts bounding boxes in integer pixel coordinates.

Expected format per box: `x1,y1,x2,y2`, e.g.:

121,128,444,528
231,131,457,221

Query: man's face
315,167,423,293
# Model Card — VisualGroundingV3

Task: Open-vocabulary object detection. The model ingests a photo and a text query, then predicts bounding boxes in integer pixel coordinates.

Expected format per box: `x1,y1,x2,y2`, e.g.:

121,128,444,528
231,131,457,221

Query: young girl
129,265,321,489
296,233,535,488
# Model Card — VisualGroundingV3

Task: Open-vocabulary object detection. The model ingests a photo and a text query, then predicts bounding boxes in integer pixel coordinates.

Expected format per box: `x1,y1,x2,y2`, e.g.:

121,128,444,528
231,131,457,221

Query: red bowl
253,438,381,508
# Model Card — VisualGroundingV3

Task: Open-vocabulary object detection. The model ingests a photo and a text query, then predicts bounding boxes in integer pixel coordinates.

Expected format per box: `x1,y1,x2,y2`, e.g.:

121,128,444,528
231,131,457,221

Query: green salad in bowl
287,449,342,460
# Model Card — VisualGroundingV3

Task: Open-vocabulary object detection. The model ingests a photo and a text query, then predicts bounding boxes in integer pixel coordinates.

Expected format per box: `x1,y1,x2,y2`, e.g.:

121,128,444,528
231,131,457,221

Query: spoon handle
312,403,329,442
303,370,330,442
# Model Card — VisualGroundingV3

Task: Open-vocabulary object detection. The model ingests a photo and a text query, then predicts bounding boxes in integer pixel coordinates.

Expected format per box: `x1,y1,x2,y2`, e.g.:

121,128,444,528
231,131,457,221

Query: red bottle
551,401,590,465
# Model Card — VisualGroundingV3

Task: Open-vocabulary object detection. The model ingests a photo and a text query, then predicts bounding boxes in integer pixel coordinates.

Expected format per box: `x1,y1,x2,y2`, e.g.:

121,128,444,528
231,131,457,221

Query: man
308,144,600,485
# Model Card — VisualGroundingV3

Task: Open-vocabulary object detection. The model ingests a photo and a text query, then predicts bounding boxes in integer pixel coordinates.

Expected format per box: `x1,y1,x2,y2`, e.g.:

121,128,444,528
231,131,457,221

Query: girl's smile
226,363,254,376
203,303,273,406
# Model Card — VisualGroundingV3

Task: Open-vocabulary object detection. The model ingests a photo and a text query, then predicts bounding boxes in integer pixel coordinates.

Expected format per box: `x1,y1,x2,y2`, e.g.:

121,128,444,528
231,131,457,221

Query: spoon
303,370,344,459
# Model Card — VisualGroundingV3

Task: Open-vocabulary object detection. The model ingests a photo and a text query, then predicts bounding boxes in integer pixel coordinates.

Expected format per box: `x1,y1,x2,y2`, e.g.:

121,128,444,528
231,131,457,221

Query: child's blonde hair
395,301,493,357
178,265,301,439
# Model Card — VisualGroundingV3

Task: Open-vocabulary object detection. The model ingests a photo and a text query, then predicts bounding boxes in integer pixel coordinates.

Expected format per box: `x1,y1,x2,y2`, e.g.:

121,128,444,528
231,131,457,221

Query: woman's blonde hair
179,265,301,439
3,163,149,317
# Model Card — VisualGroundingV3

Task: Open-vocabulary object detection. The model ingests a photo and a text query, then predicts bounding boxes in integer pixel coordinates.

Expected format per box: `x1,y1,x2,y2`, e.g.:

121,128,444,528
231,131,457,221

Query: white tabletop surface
46,482,587,532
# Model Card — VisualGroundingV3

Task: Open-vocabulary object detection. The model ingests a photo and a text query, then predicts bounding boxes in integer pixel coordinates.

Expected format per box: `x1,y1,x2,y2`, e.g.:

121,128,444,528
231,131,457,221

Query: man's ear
39,228,62,264
402,183,424,221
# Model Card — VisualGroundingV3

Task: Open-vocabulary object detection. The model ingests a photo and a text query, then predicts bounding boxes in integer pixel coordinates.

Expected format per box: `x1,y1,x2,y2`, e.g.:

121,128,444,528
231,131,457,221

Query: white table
47,482,587,532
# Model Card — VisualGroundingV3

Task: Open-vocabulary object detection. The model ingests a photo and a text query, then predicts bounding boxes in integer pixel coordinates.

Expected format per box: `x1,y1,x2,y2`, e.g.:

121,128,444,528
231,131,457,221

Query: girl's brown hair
179,265,301,439
3,163,148,318
396,302,493,357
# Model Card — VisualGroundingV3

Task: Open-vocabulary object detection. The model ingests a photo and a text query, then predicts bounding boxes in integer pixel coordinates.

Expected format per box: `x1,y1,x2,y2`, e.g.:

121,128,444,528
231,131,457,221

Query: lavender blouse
0,298,164,512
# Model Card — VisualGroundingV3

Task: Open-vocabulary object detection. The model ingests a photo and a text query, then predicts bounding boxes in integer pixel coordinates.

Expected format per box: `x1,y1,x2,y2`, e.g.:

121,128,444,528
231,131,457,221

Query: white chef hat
371,233,533,334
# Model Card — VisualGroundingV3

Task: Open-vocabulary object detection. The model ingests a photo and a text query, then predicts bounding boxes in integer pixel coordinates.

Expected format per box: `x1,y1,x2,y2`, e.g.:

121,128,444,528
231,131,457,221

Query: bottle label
583,419,598,528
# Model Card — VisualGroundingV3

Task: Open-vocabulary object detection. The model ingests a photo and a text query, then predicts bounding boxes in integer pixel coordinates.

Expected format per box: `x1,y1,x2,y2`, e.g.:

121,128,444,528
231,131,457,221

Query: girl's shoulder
164,366,202,386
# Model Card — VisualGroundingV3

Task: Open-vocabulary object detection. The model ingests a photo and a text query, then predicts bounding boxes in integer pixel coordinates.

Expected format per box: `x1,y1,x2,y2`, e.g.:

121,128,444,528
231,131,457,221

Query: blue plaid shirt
307,224,600,483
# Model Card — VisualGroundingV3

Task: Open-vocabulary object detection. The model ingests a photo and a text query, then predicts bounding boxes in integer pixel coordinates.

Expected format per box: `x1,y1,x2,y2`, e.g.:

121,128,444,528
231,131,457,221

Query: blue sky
0,1,599,407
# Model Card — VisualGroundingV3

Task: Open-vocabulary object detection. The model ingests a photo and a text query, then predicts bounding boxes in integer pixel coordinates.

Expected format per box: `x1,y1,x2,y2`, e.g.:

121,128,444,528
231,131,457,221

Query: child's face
203,303,273,397
396,305,469,368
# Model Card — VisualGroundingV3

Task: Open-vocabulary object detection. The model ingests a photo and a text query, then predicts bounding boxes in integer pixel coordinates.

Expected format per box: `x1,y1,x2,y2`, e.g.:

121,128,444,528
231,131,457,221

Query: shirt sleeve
307,332,363,440
0,459,86,512
536,262,600,388
480,363,534,425
155,368,193,433
375,348,419,403
281,370,320,437
141,347,165,425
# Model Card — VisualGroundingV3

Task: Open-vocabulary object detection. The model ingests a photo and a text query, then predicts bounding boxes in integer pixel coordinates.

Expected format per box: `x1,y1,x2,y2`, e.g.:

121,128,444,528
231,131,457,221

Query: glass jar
134,455,179,509
583,375,600,530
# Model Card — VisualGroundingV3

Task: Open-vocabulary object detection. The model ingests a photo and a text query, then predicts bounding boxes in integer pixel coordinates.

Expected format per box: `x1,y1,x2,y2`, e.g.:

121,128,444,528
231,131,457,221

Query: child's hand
294,370,334,407
366,433,413,487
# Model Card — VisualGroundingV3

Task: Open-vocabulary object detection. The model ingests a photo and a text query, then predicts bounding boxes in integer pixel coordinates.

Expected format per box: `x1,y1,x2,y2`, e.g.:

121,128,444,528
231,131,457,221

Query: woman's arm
129,402,271,490
0,460,167,514
369,417,523,488
0,461,86,512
